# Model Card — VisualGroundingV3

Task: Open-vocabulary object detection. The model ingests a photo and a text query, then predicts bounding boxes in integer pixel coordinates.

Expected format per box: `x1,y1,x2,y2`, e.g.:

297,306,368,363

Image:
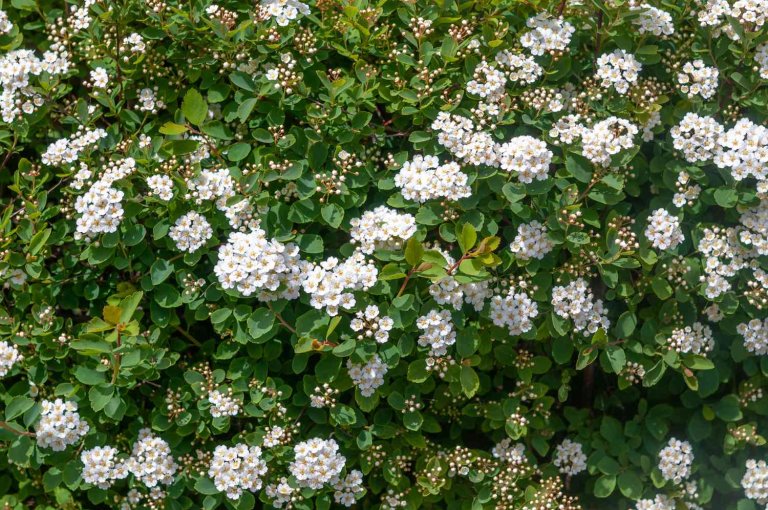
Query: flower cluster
645,209,684,250
35,399,90,451
596,50,642,94
737,319,768,355
349,206,417,254
0,340,22,377
347,354,388,397
658,438,694,484
666,323,715,355
509,221,554,260
741,459,768,505
551,279,610,336
490,290,539,336
581,117,639,167
554,439,587,475
289,438,346,490
497,136,553,183
208,389,241,418
670,113,723,163
208,444,268,500
80,446,128,489
333,470,365,507
350,305,394,343
416,309,457,356
677,60,719,99
125,429,179,488
632,4,675,36
395,155,471,203
301,252,378,315
169,211,213,253
519,14,575,56
714,118,768,183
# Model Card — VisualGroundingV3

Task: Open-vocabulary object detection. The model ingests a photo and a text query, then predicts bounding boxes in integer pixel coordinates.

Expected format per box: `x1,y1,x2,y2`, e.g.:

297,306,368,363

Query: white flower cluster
596,50,642,94
492,438,527,465
122,33,146,54
186,167,235,209
549,114,586,144
208,444,268,500
658,438,694,484
416,309,456,356
349,206,417,254
510,221,554,260
146,174,173,201
333,470,364,507
645,208,685,250
494,50,543,84
740,200,768,255
35,399,89,451
74,158,137,240
347,354,388,397
742,459,768,505
737,318,768,355
467,61,506,101
666,322,714,355
0,340,22,377
208,390,241,418
214,228,304,298
429,275,491,312
89,67,109,89
756,42,768,79
289,438,346,490
635,494,678,510
42,127,107,166
81,446,128,489
301,252,378,315
169,211,212,253
260,0,310,26
677,60,718,99
697,226,755,299
553,439,587,475
490,290,539,336
715,118,768,183
0,10,12,34
125,429,178,488
519,13,575,56
431,112,498,167
551,279,611,336
671,113,724,163
581,117,639,167
497,136,552,183
265,477,298,508
0,47,69,122
395,155,471,203
137,87,164,113
350,305,394,344
632,4,674,36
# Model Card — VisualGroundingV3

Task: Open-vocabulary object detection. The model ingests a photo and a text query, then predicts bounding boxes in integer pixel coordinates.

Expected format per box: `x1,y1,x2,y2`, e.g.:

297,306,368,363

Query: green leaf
650,276,673,300
5,396,34,421
248,308,275,340
457,223,477,253
150,259,174,285
89,385,115,412
615,311,637,338
182,89,208,125
460,366,480,397
618,470,643,499
594,475,616,498
119,291,143,324
159,122,188,135
404,237,424,266
321,204,344,228
28,228,51,255
715,394,743,422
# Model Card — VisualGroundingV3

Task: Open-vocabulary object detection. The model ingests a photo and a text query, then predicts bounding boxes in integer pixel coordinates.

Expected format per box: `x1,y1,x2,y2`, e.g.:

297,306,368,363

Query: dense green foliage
0,0,767,509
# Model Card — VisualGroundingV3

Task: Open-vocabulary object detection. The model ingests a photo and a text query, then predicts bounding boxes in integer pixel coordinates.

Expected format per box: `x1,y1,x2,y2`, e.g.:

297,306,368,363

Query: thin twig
175,325,202,346
267,303,297,334
0,421,35,437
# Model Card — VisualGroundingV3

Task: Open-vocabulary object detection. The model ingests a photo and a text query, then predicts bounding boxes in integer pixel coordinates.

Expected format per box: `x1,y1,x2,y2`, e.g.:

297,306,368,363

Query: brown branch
0,421,35,437
396,267,417,298
267,303,297,334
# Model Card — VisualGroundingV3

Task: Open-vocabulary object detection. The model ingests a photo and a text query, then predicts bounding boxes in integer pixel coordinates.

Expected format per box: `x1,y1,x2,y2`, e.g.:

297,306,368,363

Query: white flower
658,438,694,484
670,113,723,163
416,309,456,356
496,136,552,183
666,322,714,355
677,60,718,99
333,470,364,507
645,208,684,250
208,444,267,500
554,439,587,475
0,10,13,34
169,211,213,253
125,429,178,488
289,438,345,489
349,206,417,254
510,221,554,260
519,13,574,56
490,290,539,335
90,67,109,88
632,4,674,36
715,118,768,183
596,50,642,94
742,459,768,505
737,318,768,355
347,355,387,397
395,155,471,203
581,117,638,167
0,340,22,377
146,174,173,200
260,0,310,26
551,278,610,336
208,389,241,418
36,399,89,451
81,446,128,489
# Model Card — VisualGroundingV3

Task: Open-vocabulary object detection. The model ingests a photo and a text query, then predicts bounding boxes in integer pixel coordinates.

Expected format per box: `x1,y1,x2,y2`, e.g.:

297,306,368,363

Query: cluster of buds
607,214,639,250
266,53,300,94
310,383,339,408
425,355,456,378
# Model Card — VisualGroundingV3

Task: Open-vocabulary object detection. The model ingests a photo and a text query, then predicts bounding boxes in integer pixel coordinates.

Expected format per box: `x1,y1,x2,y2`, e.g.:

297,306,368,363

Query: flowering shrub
1,0,768,509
